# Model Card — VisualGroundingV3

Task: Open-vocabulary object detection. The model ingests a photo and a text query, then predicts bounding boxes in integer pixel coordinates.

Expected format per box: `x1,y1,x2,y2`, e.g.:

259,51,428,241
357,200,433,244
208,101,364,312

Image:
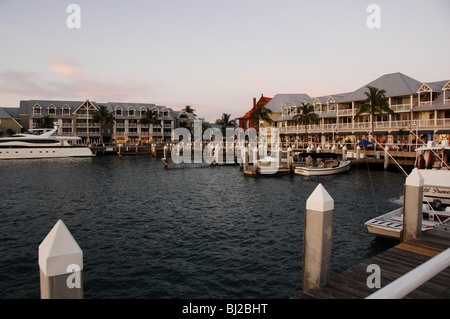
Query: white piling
252,147,258,174
384,146,389,169
342,145,347,161
39,220,83,299
243,147,249,171
402,168,424,242
302,184,334,291
356,145,361,160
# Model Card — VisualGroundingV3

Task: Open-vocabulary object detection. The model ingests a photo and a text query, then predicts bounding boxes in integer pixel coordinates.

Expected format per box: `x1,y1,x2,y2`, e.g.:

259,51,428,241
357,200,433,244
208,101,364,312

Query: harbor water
0,155,405,298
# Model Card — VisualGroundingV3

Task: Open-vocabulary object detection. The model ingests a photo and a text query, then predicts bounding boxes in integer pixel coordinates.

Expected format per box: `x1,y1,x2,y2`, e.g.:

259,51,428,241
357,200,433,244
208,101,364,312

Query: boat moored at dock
0,126,95,159
293,152,351,176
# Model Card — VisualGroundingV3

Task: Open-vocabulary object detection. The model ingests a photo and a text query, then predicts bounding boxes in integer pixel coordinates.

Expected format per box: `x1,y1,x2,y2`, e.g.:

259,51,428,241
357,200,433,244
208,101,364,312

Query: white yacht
0,126,95,159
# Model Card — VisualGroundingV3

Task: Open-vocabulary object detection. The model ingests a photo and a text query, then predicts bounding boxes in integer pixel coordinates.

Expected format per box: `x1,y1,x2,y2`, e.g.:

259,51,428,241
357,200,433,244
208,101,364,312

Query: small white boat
293,152,351,176
365,205,450,240
0,125,95,159
365,169,450,240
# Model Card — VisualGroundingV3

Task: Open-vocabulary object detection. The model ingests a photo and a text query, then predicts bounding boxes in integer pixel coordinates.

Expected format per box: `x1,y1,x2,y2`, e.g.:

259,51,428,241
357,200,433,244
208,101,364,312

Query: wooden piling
302,184,334,292
38,220,83,299
402,168,424,242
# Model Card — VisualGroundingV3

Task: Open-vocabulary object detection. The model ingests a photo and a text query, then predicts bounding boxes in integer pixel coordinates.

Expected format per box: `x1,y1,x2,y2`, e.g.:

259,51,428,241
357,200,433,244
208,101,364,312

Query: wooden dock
294,224,450,299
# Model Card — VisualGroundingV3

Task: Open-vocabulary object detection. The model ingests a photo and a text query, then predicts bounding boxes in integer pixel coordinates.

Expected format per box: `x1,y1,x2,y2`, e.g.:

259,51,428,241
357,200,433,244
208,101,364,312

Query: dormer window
128,107,135,117
62,105,71,116
48,105,56,115
33,104,42,115
115,107,123,116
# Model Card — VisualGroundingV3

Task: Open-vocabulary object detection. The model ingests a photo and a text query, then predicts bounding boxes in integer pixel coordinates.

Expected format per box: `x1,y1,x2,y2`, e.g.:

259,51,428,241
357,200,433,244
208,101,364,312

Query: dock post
163,145,168,168
243,147,249,171
277,147,282,167
356,145,361,160
302,184,334,292
342,145,347,161
39,220,83,299
287,147,292,172
402,168,424,242
384,146,389,169
331,144,336,154
252,147,258,175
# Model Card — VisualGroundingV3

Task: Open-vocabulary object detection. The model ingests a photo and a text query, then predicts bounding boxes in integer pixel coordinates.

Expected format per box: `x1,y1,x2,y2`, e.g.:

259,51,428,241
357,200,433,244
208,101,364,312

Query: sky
0,0,449,122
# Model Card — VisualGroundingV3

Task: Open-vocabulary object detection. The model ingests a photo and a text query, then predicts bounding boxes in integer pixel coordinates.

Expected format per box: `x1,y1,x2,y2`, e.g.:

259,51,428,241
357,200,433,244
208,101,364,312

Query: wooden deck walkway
294,224,450,299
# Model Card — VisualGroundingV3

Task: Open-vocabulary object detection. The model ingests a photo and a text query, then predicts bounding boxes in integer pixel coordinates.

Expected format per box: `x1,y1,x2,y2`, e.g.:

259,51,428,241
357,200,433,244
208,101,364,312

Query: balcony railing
390,104,411,112
337,109,354,116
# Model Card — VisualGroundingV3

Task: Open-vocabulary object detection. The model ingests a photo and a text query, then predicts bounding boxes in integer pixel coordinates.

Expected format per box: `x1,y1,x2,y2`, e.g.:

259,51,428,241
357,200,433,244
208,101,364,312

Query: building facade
265,73,450,147
15,100,197,144
237,94,272,130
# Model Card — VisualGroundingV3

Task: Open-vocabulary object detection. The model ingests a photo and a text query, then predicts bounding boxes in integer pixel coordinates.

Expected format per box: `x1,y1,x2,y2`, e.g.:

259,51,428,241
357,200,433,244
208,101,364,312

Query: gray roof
413,93,450,111
0,107,14,119
423,80,449,92
340,72,423,102
264,94,311,113
0,107,20,119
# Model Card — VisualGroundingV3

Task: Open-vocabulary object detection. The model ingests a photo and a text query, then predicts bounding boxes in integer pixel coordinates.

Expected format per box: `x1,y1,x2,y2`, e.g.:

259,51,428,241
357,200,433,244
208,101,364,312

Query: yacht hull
0,147,95,159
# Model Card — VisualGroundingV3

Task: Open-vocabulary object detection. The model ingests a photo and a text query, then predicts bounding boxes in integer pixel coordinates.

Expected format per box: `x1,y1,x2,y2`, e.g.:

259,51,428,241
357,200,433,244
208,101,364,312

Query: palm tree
37,115,54,129
355,86,394,141
215,113,237,135
292,102,319,143
182,105,196,116
90,105,115,144
249,103,273,130
138,108,159,141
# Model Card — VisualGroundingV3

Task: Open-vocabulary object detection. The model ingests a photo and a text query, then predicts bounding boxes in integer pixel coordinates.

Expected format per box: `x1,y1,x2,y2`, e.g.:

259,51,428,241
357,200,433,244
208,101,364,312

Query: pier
295,174,450,299
294,224,450,299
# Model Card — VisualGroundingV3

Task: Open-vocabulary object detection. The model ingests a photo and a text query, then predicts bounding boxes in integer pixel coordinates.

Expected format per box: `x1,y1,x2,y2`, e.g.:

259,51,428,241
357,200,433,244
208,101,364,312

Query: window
62,106,71,116
48,105,56,115
115,107,123,116
128,108,135,116
33,104,42,115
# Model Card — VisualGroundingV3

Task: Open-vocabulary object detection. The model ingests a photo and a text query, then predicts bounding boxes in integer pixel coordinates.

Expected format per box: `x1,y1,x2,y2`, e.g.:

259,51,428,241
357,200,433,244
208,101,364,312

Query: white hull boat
365,205,450,240
294,160,351,176
0,126,95,159
365,168,450,240
293,152,351,176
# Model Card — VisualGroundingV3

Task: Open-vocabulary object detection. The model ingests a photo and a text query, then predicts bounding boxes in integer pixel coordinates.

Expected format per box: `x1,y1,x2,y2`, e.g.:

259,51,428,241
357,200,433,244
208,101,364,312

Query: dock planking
294,224,450,299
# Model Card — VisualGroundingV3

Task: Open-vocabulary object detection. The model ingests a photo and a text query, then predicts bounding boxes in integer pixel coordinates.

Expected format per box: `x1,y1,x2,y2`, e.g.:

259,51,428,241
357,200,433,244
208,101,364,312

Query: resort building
14,100,198,144
237,94,272,130
265,72,450,148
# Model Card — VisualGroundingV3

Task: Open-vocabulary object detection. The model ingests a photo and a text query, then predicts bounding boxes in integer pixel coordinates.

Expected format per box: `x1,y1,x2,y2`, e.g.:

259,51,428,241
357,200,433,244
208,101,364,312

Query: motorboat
0,125,95,159
415,139,450,205
293,152,351,176
365,204,450,240
365,169,450,240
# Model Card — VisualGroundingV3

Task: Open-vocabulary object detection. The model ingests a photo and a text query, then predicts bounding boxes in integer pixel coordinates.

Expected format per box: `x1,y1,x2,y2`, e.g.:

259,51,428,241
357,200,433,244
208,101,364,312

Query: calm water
0,155,405,299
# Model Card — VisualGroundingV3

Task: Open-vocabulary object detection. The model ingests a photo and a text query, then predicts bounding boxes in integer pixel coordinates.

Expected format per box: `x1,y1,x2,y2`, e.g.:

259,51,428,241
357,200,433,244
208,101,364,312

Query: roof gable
341,72,423,102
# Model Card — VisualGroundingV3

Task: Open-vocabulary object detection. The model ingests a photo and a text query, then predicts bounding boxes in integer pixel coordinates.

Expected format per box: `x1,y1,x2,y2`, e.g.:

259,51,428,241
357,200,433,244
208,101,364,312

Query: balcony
390,104,411,112
337,109,354,116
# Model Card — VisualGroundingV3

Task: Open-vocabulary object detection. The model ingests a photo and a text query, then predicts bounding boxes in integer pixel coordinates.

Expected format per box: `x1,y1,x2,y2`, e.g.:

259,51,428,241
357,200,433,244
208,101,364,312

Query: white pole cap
38,220,83,277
